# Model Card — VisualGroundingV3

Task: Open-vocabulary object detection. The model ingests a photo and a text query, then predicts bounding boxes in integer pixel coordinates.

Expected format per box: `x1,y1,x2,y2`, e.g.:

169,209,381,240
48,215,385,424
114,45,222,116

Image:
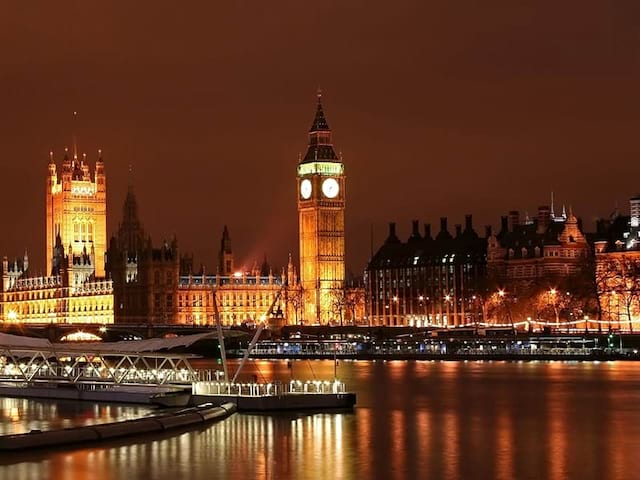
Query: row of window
9,302,112,315
73,221,94,243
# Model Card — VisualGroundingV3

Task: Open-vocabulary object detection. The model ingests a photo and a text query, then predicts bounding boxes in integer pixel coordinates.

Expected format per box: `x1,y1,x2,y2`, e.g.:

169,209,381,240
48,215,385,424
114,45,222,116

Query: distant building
594,195,640,329
107,187,296,325
487,205,589,282
366,216,487,327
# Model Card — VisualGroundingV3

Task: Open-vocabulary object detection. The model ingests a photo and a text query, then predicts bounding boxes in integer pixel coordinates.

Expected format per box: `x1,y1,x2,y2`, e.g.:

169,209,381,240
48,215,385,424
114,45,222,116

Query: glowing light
233,271,243,278
7,311,17,321
60,331,102,342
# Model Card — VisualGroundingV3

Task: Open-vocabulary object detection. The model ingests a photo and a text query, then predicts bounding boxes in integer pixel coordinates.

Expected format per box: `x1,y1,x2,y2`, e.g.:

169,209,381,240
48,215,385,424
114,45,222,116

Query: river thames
1,359,640,480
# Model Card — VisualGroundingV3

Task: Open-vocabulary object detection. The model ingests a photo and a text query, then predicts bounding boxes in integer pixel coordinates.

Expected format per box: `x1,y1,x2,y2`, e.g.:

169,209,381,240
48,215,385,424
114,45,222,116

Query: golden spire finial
72,111,79,158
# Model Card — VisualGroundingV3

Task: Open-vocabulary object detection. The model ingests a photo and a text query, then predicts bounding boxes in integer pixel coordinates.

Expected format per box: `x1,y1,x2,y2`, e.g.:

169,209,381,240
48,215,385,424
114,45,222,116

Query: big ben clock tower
297,92,345,324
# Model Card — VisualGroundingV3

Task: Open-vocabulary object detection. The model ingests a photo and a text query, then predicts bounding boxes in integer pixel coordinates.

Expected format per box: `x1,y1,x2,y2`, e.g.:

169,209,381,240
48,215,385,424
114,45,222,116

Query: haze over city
1,2,639,274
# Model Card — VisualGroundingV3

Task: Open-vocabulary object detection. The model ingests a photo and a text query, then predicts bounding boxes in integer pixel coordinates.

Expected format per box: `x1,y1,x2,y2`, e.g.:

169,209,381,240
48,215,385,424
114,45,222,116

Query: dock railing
192,379,347,397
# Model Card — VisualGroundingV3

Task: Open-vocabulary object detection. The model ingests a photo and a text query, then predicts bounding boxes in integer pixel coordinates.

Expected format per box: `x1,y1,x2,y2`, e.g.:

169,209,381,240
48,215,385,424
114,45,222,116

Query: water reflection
0,397,152,435
2,361,640,480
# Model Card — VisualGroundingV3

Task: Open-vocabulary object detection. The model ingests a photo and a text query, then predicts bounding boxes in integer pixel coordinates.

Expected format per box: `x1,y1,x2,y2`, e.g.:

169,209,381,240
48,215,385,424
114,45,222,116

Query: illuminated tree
286,285,305,325
344,288,365,325
329,286,347,326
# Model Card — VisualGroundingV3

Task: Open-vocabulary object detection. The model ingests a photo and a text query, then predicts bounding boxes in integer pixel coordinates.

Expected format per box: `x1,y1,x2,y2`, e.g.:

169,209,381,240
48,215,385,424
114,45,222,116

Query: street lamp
444,294,451,327
548,288,559,331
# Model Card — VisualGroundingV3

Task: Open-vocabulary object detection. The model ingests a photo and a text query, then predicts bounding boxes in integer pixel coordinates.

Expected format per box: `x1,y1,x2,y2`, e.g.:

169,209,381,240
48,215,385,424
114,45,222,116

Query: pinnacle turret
309,90,330,132
302,91,339,163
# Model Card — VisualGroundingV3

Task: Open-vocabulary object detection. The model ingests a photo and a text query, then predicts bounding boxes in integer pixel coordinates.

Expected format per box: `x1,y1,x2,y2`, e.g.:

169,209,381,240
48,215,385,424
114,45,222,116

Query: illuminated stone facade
297,93,346,324
0,149,113,324
176,271,289,326
1,241,113,324
46,149,107,277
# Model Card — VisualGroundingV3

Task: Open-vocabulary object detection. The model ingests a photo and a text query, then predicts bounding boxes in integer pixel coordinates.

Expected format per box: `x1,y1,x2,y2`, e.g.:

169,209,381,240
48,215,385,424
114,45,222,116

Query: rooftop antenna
551,191,555,218
72,111,79,159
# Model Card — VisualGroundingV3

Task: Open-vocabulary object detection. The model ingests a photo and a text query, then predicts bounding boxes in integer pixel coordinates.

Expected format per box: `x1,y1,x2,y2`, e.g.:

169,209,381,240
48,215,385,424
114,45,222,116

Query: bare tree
344,287,365,325
286,285,305,325
329,287,347,326
595,254,640,331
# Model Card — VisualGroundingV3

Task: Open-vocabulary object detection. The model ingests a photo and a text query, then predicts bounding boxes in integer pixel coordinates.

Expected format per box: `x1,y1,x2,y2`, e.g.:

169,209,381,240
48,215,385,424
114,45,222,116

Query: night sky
1,1,639,276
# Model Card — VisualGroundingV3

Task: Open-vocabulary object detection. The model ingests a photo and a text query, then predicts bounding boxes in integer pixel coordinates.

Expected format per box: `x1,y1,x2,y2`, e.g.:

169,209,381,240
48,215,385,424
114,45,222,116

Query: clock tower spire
297,92,346,324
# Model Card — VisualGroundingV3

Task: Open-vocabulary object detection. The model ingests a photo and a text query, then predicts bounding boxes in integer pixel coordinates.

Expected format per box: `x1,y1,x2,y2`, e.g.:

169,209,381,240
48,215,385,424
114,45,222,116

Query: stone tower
218,225,234,275
46,149,107,277
297,92,346,323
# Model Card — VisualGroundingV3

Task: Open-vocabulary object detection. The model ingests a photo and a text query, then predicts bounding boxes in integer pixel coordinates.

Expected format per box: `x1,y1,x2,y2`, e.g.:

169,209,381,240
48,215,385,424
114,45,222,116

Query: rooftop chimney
440,217,448,233
465,214,473,232
410,220,421,240
500,216,508,233
424,223,432,240
508,210,520,232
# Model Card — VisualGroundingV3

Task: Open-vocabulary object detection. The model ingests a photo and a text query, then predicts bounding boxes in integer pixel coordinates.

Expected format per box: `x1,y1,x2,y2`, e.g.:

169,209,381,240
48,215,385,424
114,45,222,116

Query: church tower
46,149,107,277
297,92,346,323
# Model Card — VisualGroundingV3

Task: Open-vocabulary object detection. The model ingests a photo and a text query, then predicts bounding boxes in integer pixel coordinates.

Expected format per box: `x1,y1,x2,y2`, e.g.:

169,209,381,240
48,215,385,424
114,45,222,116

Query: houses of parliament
0,95,350,326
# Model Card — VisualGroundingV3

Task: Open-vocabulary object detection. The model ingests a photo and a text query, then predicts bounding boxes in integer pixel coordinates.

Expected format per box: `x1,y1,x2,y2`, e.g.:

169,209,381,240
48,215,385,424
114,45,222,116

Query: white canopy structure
0,331,219,354
0,332,224,386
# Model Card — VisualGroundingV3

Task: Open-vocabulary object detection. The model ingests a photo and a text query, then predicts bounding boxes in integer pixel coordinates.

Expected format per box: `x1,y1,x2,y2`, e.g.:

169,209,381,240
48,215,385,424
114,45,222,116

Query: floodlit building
0,149,113,324
297,92,346,324
366,216,488,327
594,195,640,330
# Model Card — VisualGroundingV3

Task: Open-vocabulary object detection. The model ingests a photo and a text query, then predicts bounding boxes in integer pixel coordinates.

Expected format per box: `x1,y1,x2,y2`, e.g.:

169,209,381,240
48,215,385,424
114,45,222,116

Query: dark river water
1,359,639,480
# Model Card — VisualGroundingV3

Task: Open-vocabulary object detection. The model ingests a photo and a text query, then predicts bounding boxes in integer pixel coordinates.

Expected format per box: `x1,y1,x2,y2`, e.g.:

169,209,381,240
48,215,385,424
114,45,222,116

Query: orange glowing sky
1,1,639,275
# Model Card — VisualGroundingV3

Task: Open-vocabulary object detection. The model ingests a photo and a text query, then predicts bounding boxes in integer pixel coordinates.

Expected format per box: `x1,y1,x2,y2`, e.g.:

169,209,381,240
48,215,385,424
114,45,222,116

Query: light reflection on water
0,397,153,435
1,360,640,480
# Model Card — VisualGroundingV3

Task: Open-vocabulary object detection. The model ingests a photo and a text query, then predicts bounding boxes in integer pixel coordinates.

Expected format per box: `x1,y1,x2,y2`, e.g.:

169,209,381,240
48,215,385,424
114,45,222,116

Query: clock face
322,178,340,198
300,179,312,199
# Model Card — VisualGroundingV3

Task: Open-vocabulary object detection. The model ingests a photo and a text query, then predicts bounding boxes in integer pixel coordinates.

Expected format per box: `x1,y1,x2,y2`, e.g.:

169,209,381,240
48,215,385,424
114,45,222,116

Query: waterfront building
0,149,113,324
1,237,113,324
366,216,488,327
487,205,590,282
594,195,640,329
297,92,346,324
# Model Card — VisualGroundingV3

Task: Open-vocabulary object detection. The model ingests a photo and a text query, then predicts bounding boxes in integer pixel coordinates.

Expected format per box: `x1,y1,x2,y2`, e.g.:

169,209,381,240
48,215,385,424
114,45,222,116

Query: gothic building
46,149,107,277
297,92,346,323
0,148,113,324
107,187,296,325
366,216,488,327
